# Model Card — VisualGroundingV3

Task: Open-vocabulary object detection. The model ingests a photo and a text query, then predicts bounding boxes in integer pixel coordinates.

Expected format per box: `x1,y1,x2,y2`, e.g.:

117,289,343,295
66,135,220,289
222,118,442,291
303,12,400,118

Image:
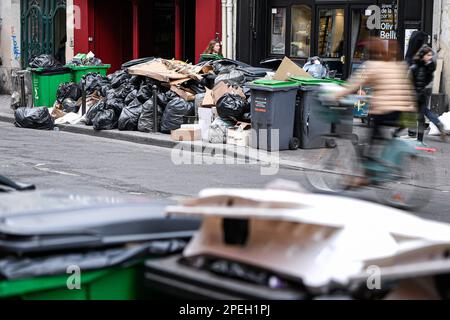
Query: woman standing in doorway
199,40,223,63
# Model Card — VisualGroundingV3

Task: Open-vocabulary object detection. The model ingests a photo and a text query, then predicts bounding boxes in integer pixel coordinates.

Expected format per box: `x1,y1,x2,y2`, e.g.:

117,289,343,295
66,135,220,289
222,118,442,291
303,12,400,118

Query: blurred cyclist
333,38,417,186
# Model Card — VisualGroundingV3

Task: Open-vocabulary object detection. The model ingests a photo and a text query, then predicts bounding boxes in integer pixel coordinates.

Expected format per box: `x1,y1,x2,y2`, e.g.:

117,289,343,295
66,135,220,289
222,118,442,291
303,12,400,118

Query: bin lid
289,76,345,86
0,191,200,255
28,67,72,75
69,64,111,70
248,80,298,91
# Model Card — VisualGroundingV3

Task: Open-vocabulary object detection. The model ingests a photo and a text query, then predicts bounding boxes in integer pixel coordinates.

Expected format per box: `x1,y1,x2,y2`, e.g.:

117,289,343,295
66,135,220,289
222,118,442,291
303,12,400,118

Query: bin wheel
325,138,337,149
289,137,300,150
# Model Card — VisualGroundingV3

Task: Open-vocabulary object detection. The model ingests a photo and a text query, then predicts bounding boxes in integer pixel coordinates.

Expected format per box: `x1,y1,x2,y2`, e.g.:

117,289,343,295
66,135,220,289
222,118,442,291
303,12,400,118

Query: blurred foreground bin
289,76,353,149
0,193,200,300
70,64,111,83
144,255,307,300
30,67,72,107
247,80,299,151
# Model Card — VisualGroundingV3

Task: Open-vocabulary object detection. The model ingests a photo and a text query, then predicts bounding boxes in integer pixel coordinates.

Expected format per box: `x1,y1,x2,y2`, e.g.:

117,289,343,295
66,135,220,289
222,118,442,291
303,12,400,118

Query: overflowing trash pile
18,56,273,145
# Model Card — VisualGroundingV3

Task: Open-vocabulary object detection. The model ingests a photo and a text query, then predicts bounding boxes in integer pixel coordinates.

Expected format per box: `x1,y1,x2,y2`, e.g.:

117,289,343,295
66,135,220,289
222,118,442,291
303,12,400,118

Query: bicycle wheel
303,138,360,193
375,153,435,211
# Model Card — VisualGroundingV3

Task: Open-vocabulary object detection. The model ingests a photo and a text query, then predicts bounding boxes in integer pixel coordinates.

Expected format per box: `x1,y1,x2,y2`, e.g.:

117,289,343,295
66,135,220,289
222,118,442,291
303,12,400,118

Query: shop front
237,0,434,79
73,0,221,72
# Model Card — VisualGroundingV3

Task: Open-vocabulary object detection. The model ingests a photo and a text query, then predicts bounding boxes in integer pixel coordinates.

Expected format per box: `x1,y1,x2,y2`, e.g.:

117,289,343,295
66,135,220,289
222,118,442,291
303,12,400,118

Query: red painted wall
195,0,222,63
73,0,89,54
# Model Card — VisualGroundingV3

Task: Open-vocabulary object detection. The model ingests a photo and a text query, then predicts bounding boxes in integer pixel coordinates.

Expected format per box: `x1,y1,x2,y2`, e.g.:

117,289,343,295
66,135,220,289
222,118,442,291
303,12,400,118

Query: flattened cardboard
273,57,312,81
202,88,215,107
170,86,196,101
166,188,450,291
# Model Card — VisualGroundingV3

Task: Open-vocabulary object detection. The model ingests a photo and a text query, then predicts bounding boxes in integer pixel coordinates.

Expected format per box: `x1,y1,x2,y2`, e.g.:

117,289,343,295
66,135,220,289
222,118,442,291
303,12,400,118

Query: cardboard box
212,82,246,105
226,122,252,147
171,125,202,141
273,57,312,81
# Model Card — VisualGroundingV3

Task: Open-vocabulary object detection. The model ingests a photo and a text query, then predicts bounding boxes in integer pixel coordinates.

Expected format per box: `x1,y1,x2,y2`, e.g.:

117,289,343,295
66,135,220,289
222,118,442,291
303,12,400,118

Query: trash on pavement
138,99,163,133
171,125,202,142
14,107,55,130
160,97,195,133
118,100,143,131
208,117,235,144
227,122,252,147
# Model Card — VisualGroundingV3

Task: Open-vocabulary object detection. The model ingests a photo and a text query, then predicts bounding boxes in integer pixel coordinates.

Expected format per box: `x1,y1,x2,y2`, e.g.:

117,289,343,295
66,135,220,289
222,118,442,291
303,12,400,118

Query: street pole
152,85,159,133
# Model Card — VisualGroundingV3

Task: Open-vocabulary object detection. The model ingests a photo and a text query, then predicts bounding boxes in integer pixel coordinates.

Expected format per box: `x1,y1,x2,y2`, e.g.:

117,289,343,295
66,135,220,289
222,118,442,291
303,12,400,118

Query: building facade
237,0,434,79
0,0,225,93
0,0,22,93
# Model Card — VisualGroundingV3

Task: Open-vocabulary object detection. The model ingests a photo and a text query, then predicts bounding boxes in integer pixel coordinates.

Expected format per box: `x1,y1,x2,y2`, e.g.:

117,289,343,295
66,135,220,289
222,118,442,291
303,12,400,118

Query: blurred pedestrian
410,45,446,144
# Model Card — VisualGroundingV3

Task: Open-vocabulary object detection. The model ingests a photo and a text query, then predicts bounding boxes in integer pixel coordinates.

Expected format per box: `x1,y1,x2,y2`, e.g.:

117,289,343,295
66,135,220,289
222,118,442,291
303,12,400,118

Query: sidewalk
1,94,449,191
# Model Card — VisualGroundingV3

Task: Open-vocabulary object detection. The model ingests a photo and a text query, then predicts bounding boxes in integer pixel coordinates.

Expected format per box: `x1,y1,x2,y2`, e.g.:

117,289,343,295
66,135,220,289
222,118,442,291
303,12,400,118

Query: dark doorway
139,0,175,59
180,0,196,63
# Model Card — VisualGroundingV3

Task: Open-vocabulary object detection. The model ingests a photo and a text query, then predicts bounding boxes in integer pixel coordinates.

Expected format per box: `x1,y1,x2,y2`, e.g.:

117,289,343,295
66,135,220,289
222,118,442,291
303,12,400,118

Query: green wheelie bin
69,64,111,83
30,67,73,107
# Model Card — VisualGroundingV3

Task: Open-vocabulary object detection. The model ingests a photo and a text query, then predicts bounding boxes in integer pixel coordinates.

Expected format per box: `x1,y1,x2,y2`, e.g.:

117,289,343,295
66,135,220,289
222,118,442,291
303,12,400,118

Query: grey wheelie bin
247,80,299,151
290,76,353,149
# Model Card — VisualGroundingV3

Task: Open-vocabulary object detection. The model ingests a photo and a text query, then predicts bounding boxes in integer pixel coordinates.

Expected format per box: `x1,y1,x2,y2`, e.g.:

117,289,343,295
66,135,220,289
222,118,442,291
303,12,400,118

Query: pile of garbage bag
46,56,272,143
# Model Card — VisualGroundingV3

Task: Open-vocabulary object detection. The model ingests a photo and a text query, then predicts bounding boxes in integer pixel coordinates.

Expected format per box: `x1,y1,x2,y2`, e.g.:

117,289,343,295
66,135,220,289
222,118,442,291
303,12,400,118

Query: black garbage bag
165,90,178,101
56,83,81,103
82,73,105,95
106,89,116,101
121,57,155,69
0,240,186,280
216,93,248,121
201,73,217,90
61,98,79,113
14,107,54,130
105,98,126,116
85,100,106,126
157,92,169,108
137,84,153,103
185,81,206,94
29,54,62,69
129,75,144,88
118,99,142,131
93,109,118,131
125,90,138,105
211,59,250,75
160,97,195,133
115,83,135,100
215,69,246,86
110,70,131,89
138,99,163,132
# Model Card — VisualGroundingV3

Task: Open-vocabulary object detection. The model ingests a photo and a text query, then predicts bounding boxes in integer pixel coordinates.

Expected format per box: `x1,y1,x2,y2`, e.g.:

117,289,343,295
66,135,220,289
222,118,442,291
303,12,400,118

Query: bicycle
303,87,436,211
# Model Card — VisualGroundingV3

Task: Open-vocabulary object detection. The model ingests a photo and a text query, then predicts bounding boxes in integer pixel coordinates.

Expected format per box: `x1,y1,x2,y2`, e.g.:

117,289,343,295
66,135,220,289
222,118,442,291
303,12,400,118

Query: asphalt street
1,121,449,222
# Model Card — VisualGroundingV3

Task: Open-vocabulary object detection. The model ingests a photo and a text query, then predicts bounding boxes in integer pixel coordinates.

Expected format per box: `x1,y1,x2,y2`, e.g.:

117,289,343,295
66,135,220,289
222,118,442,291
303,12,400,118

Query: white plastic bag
429,112,450,135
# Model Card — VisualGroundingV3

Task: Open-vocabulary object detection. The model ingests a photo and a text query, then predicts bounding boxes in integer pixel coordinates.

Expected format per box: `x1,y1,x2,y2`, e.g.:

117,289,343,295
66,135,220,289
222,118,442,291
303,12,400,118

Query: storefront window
318,9,345,58
290,5,311,58
351,9,371,65
270,8,286,55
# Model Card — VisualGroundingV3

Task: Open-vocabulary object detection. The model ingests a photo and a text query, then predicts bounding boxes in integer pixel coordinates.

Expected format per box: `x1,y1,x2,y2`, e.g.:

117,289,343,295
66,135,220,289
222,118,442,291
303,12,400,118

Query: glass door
316,6,347,79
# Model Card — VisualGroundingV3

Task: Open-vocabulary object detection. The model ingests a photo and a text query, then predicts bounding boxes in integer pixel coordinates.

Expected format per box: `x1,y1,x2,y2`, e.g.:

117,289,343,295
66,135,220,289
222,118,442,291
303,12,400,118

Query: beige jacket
337,60,417,115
